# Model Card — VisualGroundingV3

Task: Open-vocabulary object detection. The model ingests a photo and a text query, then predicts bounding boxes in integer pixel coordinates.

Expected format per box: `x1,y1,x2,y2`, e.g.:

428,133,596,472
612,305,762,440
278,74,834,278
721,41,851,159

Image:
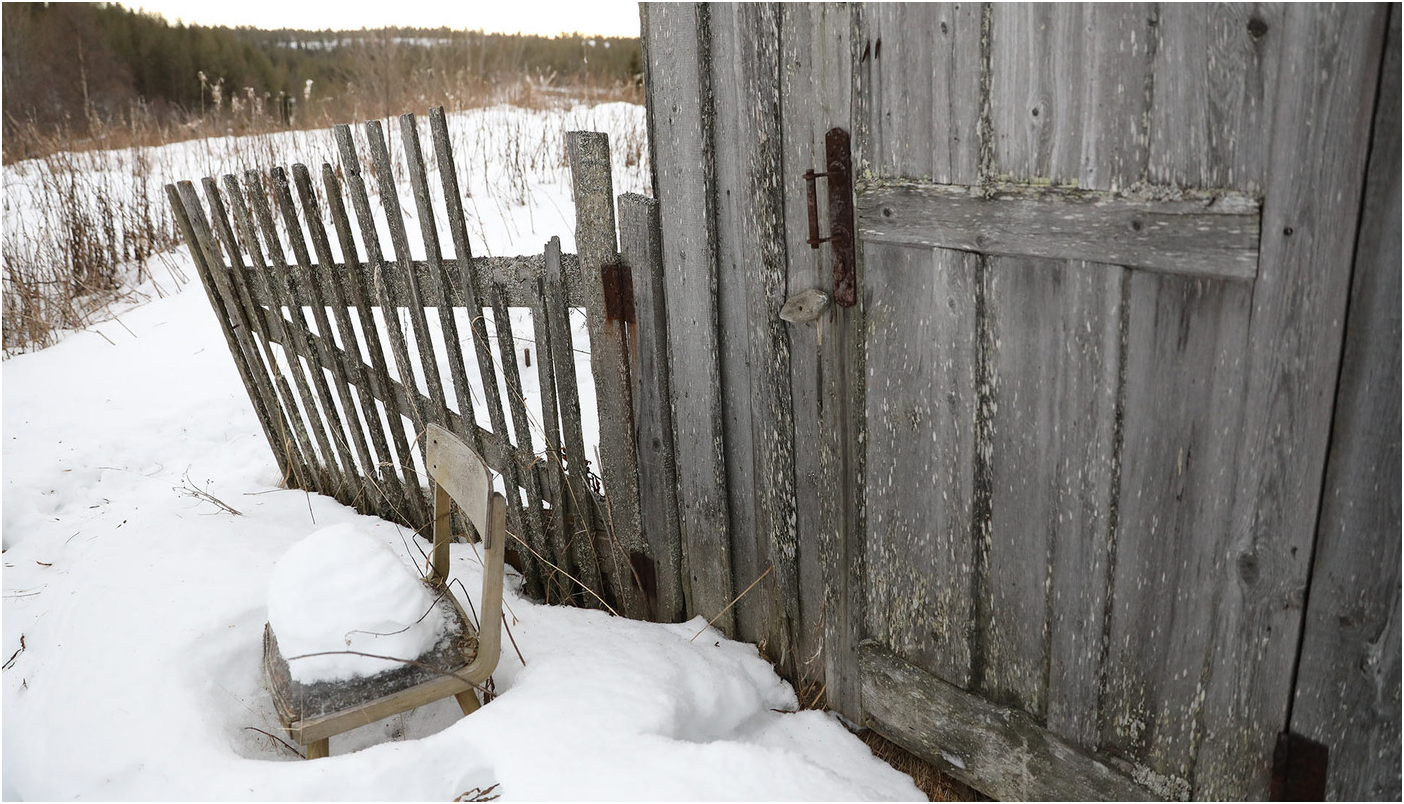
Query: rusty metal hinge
601,260,635,324
803,127,856,307
1270,731,1329,801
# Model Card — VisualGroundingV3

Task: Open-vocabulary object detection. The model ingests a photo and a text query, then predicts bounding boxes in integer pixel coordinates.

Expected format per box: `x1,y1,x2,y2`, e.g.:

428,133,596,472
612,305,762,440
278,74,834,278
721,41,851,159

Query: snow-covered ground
1,107,925,800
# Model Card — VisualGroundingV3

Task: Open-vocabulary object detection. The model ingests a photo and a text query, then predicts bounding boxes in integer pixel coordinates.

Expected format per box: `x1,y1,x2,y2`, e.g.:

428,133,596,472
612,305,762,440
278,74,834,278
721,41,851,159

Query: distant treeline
1,2,642,159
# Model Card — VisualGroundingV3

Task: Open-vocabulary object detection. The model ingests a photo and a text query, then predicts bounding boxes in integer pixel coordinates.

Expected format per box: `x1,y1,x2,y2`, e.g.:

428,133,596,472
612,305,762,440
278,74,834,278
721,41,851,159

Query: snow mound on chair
267,523,447,683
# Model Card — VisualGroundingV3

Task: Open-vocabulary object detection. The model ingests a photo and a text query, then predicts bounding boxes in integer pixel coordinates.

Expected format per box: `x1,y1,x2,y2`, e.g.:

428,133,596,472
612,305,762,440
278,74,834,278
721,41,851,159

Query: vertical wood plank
861,244,978,689
777,0,854,699
567,130,649,620
1289,11,1401,799
708,1,798,666
619,192,684,623
531,272,578,605
544,237,607,606
319,162,424,525
166,183,298,487
334,123,432,525
641,1,736,634
1197,5,1387,798
488,283,548,599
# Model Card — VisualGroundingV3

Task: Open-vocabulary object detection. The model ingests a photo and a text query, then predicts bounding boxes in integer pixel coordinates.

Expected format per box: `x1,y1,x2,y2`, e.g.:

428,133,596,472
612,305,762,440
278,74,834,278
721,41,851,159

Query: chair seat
263,578,479,743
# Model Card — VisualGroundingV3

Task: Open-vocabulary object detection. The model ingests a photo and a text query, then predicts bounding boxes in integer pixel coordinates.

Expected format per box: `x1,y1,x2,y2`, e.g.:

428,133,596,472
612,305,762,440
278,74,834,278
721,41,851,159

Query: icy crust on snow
266,523,446,683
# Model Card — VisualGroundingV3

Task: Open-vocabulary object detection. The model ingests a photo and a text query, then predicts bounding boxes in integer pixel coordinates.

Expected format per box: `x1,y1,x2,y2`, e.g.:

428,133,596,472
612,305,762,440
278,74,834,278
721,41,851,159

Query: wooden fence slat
488,283,549,599
318,162,422,525
365,119,452,428
545,237,607,607
334,123,433,526
640,1,736,634
166,183,297,486
228,171,354,502
618,193,684,623
399,113,479,449
291,163,402,518
531,272,577,604
567,130,648,620
199,177,326,491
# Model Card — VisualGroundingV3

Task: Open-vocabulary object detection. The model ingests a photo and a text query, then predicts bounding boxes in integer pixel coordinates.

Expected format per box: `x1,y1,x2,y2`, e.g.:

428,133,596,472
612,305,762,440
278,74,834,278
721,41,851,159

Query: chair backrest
425,423,505,682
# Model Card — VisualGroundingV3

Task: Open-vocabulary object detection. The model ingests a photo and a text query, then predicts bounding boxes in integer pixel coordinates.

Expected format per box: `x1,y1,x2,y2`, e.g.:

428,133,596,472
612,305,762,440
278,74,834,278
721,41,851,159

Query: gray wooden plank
641,0,735,634
319,162,423,525
979,257,1122,727
709,0,797,668
861,644,1160,802
531,273,577,605
487,283,548,599
1149,3,1287,195
865,3,981,183
861,243,977,688
566,130,649,621
618,192,684,623
1289,12,1401,799
1193,7,1385,798
166,182,298,487
857,182,1260,281
777,0,854,702
988,4,1152,190
543,237,607,607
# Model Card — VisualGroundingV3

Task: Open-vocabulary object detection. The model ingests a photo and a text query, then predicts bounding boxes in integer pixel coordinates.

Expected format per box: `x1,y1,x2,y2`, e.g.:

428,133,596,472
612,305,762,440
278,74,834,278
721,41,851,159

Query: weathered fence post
567,131,650,621
618,193,686,623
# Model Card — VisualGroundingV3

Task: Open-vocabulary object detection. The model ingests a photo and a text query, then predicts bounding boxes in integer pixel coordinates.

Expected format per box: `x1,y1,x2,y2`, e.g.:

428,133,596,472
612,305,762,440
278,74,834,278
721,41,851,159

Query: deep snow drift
1,106,925,801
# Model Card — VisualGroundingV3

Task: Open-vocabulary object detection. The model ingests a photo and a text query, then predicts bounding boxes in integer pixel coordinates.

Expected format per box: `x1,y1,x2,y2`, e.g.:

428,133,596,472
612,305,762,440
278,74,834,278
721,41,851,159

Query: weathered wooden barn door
643,2,1391,799
822,4,1387,800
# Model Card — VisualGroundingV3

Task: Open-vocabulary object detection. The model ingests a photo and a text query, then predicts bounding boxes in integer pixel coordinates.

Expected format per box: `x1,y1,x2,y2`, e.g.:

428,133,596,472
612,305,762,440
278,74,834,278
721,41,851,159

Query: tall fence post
618,193,686,623
567,131,650,621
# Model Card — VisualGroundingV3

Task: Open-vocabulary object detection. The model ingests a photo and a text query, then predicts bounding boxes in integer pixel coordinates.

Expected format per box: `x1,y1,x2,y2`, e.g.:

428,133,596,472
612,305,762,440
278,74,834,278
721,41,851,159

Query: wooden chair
263,423,507,759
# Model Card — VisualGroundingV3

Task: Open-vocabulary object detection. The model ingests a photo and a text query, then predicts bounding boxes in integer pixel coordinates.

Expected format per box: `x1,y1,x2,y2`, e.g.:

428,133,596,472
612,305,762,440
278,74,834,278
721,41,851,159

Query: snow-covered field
1,106,925,800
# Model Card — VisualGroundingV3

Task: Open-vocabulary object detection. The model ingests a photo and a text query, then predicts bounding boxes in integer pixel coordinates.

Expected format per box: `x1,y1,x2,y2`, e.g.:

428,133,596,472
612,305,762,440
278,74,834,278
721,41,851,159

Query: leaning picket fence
164,108,671,621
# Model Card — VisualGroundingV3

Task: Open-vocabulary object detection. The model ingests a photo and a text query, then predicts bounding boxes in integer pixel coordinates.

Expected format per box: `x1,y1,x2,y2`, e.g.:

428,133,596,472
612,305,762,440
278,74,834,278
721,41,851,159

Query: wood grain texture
707,0,799,666
530,272,578,605
1289,11,1401,800
857,182,1261,281
860,644,1159,801
861,243,977,689
567,130,649,621
641,1,736,634
777,0,855,705
619,193,685,623
1196,7,1385,798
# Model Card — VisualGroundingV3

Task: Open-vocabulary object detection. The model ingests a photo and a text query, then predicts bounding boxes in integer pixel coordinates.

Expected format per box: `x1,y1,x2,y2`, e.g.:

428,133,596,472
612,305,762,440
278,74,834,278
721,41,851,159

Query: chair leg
304,738,329,759
455,689,481,715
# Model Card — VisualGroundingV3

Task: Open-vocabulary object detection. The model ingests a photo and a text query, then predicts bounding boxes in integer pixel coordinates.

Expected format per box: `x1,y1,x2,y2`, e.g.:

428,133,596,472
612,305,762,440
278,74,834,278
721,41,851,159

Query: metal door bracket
1270,731,1329,801
803,128,856,307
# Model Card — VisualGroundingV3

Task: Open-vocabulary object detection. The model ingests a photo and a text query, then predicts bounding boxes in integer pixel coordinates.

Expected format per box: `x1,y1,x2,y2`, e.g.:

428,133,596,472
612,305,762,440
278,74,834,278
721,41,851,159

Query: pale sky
132,0,641,37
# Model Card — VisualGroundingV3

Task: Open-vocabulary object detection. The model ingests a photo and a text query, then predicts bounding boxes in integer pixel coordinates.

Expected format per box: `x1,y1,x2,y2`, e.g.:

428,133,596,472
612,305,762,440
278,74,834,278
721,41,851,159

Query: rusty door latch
803,127,856,307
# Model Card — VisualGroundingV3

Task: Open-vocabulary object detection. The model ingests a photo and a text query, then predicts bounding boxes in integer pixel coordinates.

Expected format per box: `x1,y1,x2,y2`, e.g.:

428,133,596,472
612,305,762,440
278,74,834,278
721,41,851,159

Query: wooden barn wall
1289,7,1401,801
642,2,1395,799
